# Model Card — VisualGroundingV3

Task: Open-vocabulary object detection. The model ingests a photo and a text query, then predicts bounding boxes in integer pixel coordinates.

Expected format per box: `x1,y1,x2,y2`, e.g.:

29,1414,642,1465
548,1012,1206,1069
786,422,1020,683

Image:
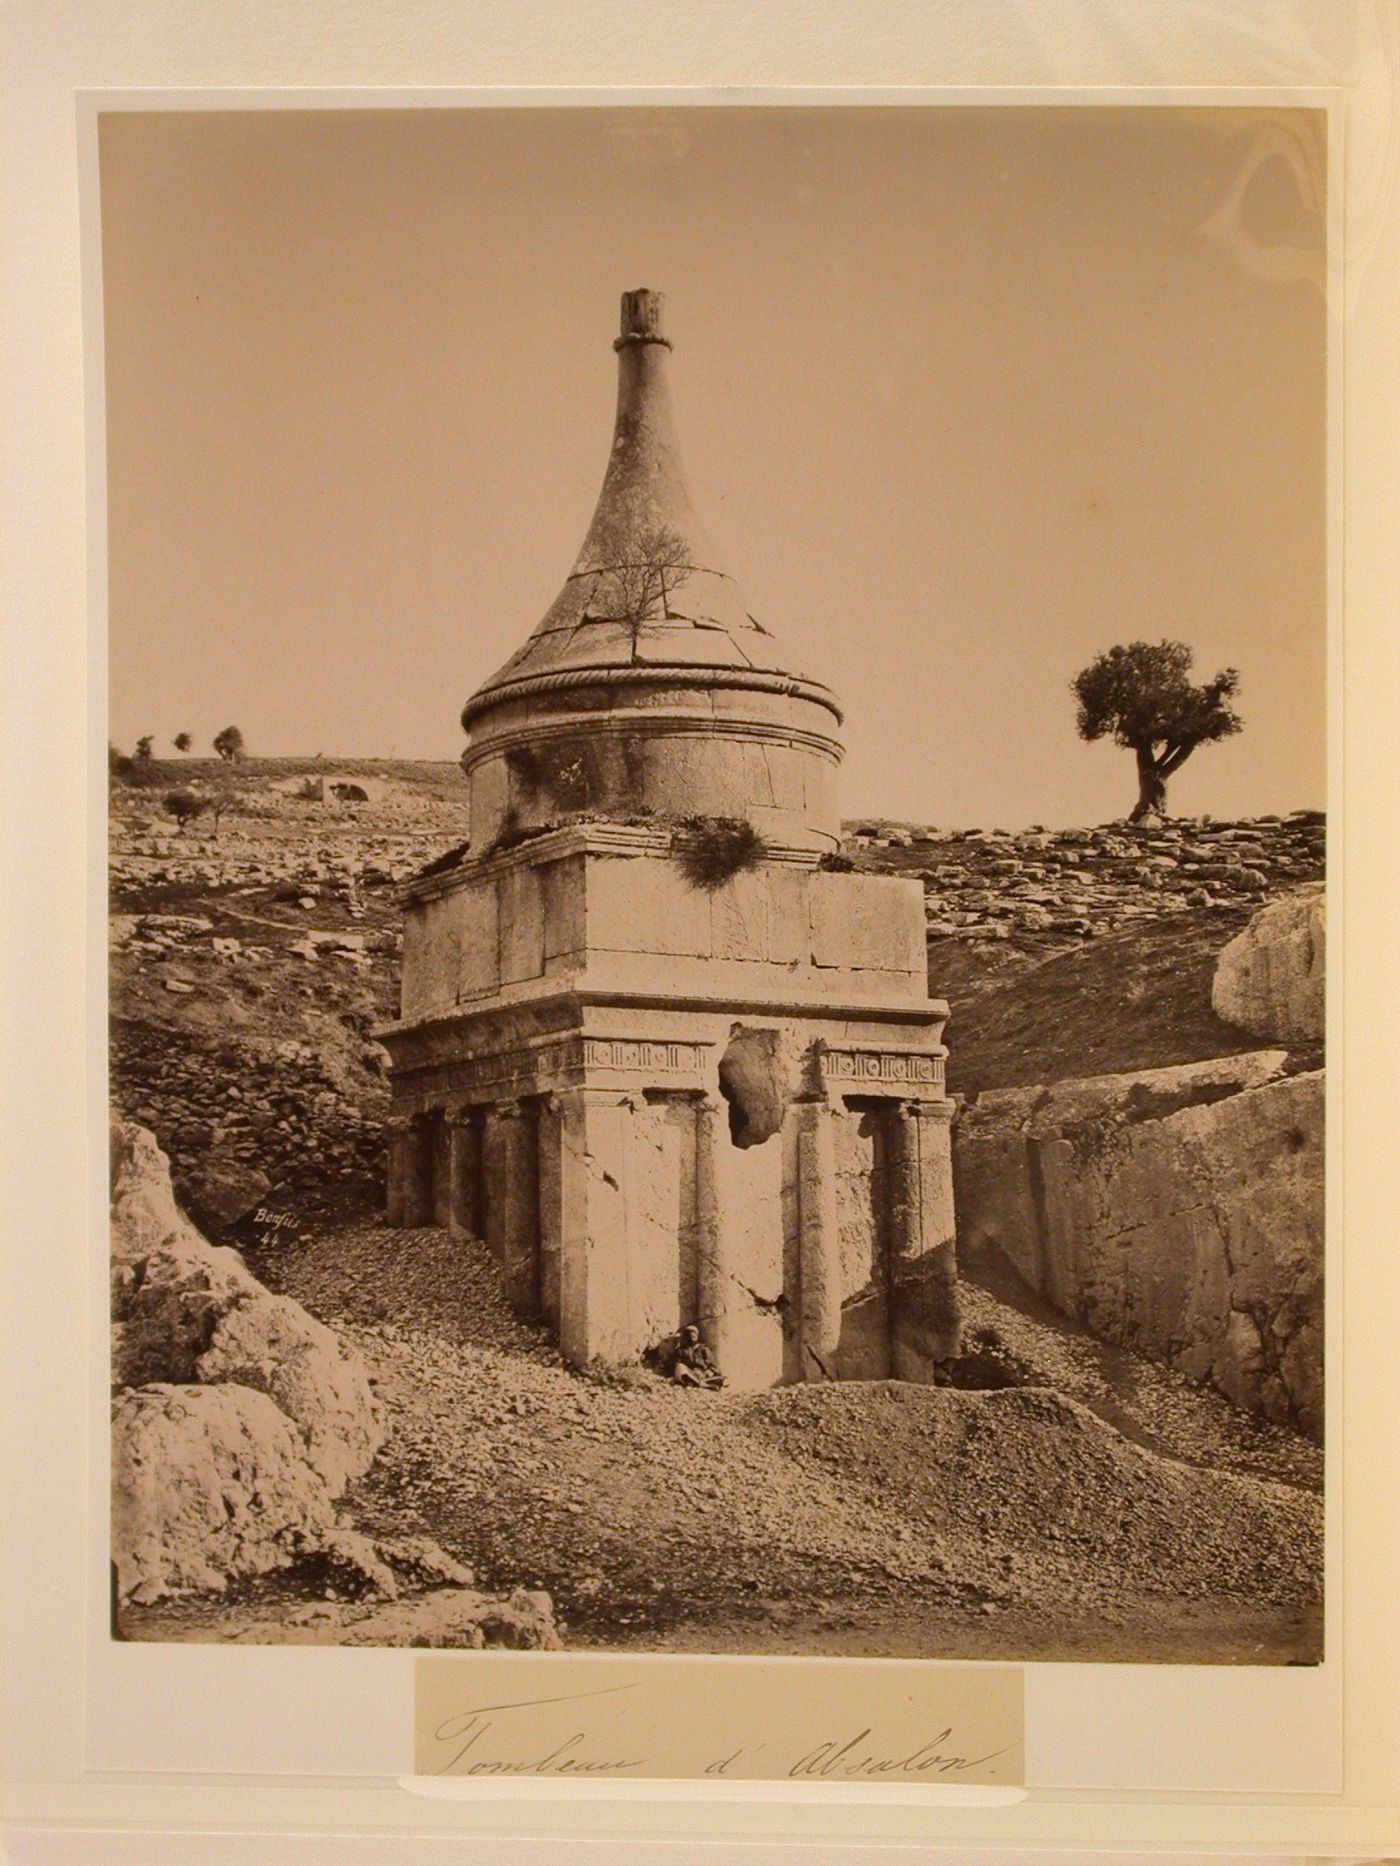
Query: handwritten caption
415,1658,1023,1785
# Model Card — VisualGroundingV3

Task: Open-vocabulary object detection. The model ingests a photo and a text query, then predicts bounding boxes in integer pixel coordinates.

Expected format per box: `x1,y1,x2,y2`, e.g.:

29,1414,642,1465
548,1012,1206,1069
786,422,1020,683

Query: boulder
196,1291,382,1491
955,1060,1323,1437
376,1534,474,1589
338,1585,562,1650
111,1118,383,1488
110,1117,185,1264
1211,887,1324,1044
114,1225,265,1382
111,1383,337,1603
304,1527,399,1600
184,1154,272,1236
223,1585,563,1649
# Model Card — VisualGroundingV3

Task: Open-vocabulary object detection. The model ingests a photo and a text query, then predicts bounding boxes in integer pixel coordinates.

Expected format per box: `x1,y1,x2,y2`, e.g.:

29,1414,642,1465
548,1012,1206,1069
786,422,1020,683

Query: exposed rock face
184,1153,273,1235
114,1226,264,1385
110,1117,386,1600
1211,886,1324,1044
111,1383,337,1604
213,1585,563,1649
954,1056,1323,1438
196,1290,383,1492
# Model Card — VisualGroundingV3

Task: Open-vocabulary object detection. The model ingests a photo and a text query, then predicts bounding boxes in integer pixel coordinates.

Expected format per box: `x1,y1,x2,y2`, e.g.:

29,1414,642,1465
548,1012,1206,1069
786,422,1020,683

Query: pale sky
100,106,1325,829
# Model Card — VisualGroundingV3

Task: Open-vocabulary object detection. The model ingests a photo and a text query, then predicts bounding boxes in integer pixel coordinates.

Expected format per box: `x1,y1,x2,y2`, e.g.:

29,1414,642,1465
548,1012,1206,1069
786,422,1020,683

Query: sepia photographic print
103,104,1326,1666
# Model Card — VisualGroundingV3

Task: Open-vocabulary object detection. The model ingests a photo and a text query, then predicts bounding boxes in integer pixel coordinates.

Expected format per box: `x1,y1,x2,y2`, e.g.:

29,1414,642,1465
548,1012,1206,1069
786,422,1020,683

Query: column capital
901,1096,956,1123
791,1093,837,1121
557,1083,639,1111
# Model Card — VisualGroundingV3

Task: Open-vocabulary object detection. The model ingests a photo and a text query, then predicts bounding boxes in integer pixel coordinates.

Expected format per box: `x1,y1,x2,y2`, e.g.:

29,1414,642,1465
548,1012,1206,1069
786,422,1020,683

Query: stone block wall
399,833,929,1023
954,1054,1323,1437
461,683,844,854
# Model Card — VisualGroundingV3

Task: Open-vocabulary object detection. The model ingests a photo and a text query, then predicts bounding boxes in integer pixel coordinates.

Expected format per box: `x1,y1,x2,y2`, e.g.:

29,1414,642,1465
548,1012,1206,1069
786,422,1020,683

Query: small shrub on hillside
213,725,245,762
162,788,209,833
109,743,133,781
133,736,154,761
173,732,192,752
672,815,767,891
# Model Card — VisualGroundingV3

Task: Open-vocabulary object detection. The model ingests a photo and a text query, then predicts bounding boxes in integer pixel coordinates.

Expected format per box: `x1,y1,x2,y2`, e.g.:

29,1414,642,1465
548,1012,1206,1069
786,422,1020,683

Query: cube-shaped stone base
379,835,959,1388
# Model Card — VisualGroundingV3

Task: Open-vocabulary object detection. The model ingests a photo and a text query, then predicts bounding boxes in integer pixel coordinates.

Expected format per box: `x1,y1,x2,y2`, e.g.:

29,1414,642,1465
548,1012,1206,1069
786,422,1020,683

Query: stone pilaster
482,1099,540,1315
445,1109,481,1240
385,1118,412,1227
555,1085,636,1368
536,1095,563,1331
480,1104,509,1262
398,1117,435,1229
430,1111,453,1229
692,1096,724,1351
889,1097,959,1375
794,1098,840,1382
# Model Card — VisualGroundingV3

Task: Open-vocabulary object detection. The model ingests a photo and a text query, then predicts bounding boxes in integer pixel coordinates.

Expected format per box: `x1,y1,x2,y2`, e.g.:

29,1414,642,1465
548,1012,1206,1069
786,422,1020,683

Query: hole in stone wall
717,1028,787,1149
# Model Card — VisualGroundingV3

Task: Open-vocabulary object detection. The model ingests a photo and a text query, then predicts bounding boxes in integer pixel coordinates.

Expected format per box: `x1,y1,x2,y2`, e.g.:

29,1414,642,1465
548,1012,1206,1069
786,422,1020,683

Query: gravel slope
231,1217,1322,1663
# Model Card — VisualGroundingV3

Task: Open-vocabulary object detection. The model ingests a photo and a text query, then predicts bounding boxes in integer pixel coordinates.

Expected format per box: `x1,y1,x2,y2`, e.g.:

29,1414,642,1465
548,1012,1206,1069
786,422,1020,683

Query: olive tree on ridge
1071,640,1242,823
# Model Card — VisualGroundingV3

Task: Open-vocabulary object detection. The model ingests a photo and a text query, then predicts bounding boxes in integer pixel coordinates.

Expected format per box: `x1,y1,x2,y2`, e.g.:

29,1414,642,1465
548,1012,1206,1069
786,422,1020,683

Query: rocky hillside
109,759,467,1226
109,762,1325,1658
849,812,1324,1093
109,759,1323,1227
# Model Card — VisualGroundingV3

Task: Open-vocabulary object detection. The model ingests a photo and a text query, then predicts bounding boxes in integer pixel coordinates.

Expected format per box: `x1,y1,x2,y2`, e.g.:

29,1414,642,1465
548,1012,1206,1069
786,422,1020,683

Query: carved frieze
393,1032,710,1112
581,1038,706,1073
820,1048,946,1091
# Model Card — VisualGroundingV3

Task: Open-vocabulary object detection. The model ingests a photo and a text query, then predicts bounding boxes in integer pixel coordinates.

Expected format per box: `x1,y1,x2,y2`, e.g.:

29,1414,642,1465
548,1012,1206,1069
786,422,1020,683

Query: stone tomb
379,290,958,1388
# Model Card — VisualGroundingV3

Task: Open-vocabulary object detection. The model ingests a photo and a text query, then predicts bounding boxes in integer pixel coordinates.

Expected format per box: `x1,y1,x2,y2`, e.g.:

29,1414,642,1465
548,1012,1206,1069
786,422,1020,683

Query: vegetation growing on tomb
213,724,246,762
506,739,593,813
672,814,767,891
1071,641,1242,823
817,850,856,872
590,521,691,646
414,840,471,881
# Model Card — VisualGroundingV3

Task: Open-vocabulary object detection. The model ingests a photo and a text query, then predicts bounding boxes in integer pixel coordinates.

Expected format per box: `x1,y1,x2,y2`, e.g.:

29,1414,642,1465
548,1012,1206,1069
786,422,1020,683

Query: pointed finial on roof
615,288,672,350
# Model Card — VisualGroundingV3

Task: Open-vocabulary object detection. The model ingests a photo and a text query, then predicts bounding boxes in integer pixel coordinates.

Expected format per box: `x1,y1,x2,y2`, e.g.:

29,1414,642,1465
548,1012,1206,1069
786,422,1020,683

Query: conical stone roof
462,289,842,730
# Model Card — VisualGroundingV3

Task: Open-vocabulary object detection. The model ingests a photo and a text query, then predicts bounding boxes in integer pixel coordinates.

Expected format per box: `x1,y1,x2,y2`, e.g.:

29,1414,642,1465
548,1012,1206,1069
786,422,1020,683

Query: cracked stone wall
953,1054,1323,1438
629,1093,702,1351
831,1107,894,1379
708,1118,787,1387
